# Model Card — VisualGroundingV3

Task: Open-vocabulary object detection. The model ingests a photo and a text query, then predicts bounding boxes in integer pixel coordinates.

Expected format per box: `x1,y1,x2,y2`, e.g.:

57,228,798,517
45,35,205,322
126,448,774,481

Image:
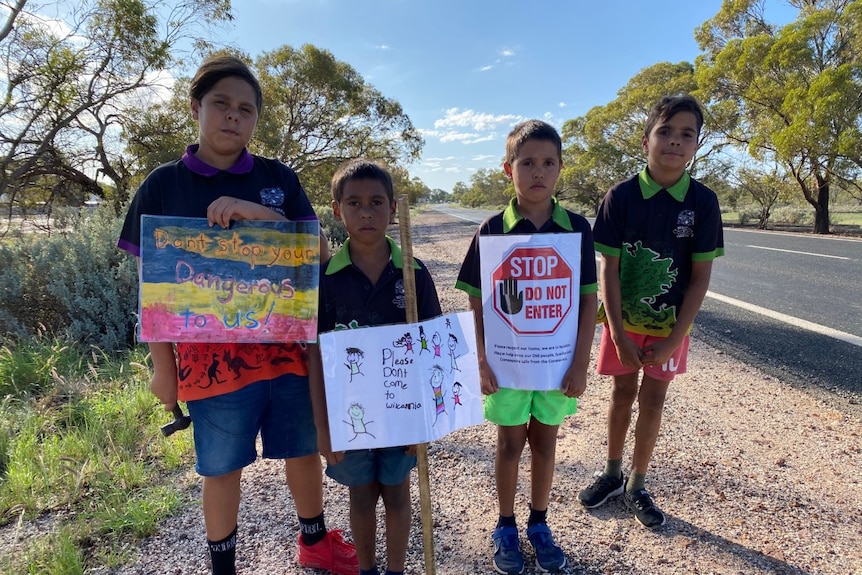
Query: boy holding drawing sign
309,160,442,575
455,120,598,574
118,56,357,575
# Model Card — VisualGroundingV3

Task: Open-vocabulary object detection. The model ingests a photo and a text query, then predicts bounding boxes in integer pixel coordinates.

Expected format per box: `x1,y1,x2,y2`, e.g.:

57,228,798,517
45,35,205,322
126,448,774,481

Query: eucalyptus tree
0,0,233,220
252,44,423,204
560,61,725,213
695,0,862,233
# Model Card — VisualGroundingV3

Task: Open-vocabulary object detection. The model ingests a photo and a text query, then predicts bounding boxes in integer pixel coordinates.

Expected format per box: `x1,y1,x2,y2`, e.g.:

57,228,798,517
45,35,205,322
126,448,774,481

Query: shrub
0,205,138,351
316,205,347,250
771,205,813,226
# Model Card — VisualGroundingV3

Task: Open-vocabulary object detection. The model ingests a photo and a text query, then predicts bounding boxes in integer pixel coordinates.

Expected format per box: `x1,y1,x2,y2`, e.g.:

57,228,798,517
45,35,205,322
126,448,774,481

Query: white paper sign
479,234,582,391
319,311,483,451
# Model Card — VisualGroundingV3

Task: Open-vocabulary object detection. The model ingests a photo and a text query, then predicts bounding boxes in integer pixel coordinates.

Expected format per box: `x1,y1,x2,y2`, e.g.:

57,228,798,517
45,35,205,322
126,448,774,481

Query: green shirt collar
325,236,418,275
501,196,572,233
638,168,690,201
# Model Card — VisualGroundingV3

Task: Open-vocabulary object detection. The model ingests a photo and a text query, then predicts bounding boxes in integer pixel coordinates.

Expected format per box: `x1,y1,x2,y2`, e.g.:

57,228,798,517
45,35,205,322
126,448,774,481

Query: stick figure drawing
344,403,375,441
344,347,365,382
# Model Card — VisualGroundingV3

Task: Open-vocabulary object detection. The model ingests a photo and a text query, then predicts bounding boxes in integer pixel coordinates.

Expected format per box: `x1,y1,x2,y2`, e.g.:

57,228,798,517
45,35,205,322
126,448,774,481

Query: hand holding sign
499,277,523,315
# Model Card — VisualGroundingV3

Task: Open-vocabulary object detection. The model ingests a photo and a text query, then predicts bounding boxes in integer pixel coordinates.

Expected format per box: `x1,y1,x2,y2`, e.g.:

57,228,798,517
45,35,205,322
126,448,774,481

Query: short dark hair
330,159,395,203
505,120,562,164
644,95,704,138
189,55,263,112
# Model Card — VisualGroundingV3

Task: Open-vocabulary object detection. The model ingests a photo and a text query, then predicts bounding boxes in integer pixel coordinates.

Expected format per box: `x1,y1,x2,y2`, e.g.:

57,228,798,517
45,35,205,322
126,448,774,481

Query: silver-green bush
0,205,138,351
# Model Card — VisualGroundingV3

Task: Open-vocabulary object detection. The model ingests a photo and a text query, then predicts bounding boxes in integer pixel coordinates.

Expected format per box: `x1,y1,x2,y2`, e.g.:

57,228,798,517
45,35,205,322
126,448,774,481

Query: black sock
496,514,516,528
528,506,547,527
299,512,326,546
207,525,237,575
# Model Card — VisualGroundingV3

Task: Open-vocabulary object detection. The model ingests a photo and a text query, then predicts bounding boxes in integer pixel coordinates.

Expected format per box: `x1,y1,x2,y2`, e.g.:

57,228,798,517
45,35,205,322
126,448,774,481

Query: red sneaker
297,529,359,575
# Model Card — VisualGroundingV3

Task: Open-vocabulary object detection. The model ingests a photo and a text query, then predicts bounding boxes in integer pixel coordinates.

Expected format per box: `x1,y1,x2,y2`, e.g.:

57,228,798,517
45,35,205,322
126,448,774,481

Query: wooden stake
397,195,437,575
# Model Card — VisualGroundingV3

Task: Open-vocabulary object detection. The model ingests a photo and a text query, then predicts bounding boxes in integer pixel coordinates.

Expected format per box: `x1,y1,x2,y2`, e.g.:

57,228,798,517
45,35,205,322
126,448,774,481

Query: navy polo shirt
593,169,724,336
118,144,316,256
117,145,320,400
455,197,598,298
318,237,442,332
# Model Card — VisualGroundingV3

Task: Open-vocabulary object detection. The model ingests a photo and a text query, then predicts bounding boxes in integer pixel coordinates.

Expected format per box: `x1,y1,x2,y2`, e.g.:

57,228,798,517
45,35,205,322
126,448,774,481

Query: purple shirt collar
182,144,254,176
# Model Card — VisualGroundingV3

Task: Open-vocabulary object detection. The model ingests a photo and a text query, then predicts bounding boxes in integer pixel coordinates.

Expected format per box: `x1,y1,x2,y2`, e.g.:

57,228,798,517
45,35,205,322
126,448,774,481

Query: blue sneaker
526,523,566,573
491,525,524,575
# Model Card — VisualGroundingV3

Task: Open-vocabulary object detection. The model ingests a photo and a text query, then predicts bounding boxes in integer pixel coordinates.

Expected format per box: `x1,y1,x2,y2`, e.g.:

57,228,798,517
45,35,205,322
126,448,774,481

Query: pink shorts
597,326,689,382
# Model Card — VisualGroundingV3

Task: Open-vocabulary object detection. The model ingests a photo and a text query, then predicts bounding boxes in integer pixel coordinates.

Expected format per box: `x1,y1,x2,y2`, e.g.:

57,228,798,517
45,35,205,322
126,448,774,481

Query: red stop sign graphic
491,246,573,335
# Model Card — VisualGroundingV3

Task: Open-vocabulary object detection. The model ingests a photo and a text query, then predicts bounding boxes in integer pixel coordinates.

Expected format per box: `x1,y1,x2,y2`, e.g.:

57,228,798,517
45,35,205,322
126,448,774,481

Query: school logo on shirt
259,187,285,215
393,279,406,309
673,210,695,238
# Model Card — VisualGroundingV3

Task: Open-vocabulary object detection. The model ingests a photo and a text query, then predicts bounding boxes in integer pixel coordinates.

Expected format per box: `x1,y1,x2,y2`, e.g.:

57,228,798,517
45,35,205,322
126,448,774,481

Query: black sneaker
578,472,624,508
624,489,666,529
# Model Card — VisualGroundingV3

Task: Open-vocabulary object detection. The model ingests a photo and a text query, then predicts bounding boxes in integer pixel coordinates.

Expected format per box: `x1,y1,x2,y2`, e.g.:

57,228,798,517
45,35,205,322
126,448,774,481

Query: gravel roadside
82,211,862,574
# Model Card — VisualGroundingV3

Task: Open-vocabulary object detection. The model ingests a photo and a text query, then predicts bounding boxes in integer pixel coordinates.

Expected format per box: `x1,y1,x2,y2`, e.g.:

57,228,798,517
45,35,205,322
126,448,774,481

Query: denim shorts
325,447,416,487
185,374,317,477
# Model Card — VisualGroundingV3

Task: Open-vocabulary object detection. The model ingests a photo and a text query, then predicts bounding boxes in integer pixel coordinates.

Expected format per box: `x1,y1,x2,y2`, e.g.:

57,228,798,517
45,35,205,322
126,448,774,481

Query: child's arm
148,342,178,410
560,292,598,398
642,260,713,365
307,343,343,464
469,295,499,394
206,197,286,228
205,198,331,260
600,254,644,369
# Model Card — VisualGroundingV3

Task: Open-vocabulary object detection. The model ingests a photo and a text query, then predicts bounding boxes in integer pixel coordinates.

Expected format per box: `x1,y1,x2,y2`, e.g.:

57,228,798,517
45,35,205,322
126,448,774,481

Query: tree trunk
813,176,830,234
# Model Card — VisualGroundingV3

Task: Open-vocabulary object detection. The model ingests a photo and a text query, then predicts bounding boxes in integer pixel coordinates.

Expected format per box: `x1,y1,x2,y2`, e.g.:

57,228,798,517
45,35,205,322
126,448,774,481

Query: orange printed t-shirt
175,342,308,401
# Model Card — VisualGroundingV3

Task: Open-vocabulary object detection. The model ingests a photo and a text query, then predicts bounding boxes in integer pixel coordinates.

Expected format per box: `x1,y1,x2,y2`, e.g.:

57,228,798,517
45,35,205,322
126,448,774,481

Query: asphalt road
431,204,862,418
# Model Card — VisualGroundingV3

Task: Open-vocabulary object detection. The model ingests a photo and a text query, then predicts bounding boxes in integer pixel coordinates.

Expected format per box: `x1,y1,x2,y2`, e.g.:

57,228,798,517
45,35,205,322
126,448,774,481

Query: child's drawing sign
138,215,319,343
479,233,582,391
319,311,483,451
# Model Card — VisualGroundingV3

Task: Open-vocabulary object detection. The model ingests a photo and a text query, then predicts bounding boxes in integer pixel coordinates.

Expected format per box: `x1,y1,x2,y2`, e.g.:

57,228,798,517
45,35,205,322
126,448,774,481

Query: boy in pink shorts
578,95,724,530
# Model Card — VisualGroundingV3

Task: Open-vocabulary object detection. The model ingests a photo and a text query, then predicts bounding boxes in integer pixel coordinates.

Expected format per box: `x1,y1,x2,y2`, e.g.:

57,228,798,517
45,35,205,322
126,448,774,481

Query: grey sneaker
624,488,666,529
578,472,624,508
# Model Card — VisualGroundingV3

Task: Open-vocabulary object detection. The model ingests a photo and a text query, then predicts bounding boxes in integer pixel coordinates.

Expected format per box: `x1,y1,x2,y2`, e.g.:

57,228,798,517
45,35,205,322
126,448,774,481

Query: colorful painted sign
138,216,319,343
319,311,483,451
479,234,582,391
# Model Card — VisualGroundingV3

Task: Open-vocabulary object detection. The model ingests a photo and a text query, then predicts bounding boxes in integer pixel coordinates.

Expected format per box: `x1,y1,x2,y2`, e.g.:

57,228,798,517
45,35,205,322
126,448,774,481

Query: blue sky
228,0,796,193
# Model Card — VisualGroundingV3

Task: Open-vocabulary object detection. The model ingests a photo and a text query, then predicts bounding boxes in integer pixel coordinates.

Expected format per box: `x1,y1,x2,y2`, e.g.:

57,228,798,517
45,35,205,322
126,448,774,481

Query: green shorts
484,387,577,427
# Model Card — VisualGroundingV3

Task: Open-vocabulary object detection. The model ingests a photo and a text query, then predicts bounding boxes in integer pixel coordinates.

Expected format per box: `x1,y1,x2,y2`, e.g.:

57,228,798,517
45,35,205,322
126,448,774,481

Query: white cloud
479,65,493,72
434,108,524,132
558,102,567,108
500,48,515,57
376,44,390,50
421,109,527,147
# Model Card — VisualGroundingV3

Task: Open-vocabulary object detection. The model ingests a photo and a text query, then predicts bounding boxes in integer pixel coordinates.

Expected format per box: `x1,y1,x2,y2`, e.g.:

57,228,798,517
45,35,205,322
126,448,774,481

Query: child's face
191,76,259,168
503,139,561,208
332,179,395,245
642,111,699,180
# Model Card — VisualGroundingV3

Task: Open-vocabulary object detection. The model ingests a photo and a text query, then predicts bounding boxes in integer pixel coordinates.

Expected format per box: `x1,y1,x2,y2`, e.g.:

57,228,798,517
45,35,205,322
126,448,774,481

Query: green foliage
0,338,89,399
0,342,193,573
315,205,348,249
454,168,513,207
0,204,138,350
694,0,862,233
0,0,235,215
3,527,86,575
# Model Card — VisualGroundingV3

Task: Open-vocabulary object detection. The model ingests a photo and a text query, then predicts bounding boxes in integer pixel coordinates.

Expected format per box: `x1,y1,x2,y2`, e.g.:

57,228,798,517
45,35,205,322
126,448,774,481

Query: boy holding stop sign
456,120,598,574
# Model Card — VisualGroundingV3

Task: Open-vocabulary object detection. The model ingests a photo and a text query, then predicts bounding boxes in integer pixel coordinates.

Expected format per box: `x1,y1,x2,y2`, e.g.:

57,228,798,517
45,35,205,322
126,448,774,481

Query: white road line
706,291,862,347
746,245,850,260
